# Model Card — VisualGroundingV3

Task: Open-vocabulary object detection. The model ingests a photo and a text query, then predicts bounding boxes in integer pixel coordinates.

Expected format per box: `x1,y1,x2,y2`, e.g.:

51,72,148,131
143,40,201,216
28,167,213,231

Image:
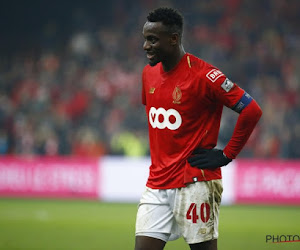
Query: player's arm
223,93,262,159
188,70,262,169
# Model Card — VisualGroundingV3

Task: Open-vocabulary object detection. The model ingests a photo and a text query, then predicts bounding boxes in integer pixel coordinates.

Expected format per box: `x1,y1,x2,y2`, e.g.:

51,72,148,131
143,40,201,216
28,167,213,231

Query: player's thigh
135,236,166,250
189,239,218,250
174,179,223,244
135,188,174,238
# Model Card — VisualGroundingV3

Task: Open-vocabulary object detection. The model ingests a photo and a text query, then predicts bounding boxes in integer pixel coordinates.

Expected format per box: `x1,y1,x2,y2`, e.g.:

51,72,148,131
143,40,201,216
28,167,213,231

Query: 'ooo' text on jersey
149,107,182,130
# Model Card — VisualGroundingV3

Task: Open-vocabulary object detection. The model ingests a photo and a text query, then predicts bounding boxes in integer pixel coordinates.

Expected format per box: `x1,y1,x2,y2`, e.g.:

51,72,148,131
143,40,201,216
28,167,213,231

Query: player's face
142,21,174,66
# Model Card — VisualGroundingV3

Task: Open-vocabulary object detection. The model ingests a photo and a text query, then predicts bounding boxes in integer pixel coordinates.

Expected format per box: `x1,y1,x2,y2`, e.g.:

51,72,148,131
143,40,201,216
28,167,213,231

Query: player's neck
162,46,186,72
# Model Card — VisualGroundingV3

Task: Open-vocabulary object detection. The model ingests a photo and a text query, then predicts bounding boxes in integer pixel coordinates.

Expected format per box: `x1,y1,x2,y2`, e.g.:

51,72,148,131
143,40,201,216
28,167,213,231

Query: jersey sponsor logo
221,78,234,92
206,69,224,82
149,107,182,130
172,86,182,104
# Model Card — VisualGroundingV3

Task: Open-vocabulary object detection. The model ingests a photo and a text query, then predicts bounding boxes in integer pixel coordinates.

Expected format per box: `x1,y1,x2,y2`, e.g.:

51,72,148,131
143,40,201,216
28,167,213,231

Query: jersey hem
146,176,222,190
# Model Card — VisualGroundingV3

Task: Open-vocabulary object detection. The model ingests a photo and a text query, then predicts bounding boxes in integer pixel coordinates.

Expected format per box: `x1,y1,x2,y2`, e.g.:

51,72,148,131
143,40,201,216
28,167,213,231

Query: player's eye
148,36,158,44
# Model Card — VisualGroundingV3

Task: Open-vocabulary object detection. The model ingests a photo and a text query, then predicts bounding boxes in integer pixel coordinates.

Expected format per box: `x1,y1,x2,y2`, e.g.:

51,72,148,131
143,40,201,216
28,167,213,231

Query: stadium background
0,0,299,249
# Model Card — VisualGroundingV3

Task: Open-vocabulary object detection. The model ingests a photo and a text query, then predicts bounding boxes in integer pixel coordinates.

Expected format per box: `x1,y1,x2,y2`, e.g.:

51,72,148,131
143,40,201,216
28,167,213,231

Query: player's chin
146,52,161,66
149,61,158,67
148,58,160,67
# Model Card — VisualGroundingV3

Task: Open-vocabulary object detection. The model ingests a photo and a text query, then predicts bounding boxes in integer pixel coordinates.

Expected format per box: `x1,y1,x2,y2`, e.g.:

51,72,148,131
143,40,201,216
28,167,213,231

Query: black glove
187,148,232,170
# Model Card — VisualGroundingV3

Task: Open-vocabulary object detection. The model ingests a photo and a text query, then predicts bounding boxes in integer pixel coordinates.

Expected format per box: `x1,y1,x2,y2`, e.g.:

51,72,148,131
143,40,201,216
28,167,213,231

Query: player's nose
143,40,151,51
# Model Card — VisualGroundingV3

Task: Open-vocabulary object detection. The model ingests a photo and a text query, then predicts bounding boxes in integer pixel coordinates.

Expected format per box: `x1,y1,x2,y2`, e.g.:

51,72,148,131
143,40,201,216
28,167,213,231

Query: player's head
142,7,184,66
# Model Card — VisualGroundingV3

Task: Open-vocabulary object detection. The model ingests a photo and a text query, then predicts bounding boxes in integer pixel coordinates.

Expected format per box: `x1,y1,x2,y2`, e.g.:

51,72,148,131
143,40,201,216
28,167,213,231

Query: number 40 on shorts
186,203,210,223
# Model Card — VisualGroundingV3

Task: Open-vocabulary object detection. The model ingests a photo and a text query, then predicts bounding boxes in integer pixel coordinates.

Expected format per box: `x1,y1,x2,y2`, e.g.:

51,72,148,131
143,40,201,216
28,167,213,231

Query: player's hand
187,148,232,169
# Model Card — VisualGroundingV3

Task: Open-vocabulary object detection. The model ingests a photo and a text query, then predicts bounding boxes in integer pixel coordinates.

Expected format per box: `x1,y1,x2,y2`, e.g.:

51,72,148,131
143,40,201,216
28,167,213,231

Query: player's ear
169,33,179,46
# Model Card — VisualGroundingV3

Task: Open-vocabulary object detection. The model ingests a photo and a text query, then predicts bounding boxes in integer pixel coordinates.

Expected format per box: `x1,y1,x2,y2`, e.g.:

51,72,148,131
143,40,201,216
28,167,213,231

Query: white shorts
135,179,223,244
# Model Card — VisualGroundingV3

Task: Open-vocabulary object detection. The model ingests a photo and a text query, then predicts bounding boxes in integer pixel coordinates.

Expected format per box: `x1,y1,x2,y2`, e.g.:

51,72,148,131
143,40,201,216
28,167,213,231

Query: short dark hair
147,7,183,37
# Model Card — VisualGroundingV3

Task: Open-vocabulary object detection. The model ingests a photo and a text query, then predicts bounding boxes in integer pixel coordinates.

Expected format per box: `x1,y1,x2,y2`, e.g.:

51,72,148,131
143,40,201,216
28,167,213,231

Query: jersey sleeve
203,66,262,159
223,99,262,159
204,67,244,108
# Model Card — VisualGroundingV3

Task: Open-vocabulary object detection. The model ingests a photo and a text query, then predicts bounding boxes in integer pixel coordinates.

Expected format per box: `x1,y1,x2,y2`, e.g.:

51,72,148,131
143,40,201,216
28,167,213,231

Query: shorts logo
149,107,182,130
206,69,224,82
221,78,234,92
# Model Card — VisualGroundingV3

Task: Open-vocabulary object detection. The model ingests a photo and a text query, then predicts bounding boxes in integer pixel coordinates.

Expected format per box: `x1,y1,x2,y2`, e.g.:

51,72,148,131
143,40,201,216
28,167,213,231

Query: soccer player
135,7,262,250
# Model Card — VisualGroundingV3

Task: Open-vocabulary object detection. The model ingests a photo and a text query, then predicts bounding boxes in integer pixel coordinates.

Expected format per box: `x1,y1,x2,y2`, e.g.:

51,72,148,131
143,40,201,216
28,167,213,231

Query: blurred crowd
0,0,299,158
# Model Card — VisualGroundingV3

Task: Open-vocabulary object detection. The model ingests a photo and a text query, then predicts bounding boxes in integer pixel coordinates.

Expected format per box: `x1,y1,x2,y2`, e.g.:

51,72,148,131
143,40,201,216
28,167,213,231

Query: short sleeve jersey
142,53,244,189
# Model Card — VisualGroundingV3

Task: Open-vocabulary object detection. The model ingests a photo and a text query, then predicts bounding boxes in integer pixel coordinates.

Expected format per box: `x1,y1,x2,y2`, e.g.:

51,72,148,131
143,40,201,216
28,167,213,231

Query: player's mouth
146,52,156,60
146,51,159,66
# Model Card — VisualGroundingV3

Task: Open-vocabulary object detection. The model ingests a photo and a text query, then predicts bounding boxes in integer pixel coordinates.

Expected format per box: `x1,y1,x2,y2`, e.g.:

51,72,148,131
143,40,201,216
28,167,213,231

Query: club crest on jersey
172,86,182,104
206,69,224,82
221,78,234,92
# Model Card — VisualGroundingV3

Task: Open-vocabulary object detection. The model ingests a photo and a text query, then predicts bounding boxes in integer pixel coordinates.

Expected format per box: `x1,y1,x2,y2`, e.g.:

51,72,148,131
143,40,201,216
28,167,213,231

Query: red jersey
142,53,245,189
